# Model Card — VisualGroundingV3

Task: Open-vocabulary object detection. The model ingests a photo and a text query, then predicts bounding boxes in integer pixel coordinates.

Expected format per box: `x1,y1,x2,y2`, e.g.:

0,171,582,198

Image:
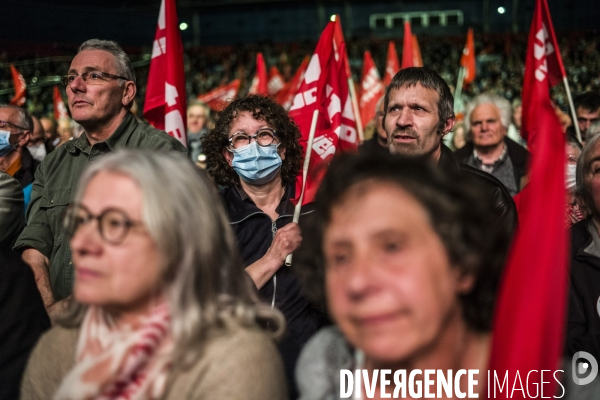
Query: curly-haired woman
202,95,326,398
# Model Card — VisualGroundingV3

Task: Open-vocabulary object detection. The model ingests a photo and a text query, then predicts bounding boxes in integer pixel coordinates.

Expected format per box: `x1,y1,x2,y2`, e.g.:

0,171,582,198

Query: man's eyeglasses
227,128,278,151
61,71,130,87
64,204,145,245
0,120,28,131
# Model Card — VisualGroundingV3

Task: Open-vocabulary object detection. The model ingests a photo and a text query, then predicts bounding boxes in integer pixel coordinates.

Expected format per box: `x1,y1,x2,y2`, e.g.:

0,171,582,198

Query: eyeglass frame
61,70,131,87
226,127,278,152
0,119,28,131
64,203,145,245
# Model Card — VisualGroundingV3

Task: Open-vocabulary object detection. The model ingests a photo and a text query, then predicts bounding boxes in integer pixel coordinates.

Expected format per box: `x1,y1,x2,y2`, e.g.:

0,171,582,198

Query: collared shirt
14,113,186,301
467,143,519,196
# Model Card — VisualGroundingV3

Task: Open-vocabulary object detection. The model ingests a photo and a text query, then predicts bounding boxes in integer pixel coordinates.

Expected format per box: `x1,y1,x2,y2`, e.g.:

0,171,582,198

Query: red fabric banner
9,64,26,106
288,17,359,206
383,41,400,86
401,22,414,69
143,0,187,147
267,66,285,96
248,52,268,95
411,34,423,67
197,79,241,112
53,86,69,121
488,0,567,398
276,57,309,111
359,51,384,129
460,28,476,86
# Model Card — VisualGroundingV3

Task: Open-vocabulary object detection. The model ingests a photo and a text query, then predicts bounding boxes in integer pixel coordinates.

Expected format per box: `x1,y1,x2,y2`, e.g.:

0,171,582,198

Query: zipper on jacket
271,220,277,308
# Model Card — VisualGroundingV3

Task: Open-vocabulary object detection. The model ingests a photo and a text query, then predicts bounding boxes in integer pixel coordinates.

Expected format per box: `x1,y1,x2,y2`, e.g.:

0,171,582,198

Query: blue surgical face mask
231,141,282,185
0,130,16,157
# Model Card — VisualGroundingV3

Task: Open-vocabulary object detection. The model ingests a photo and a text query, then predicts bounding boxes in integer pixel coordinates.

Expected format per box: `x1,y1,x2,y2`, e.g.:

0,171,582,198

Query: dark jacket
13,147,39,189
567,218,600,360
454,137,530,193
221,183,325,399
439,144,518,233
359,134,389,155
0,245,50,400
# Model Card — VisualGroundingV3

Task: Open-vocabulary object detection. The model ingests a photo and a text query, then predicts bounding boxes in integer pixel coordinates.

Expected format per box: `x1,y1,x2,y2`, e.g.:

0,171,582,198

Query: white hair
464,93,512,132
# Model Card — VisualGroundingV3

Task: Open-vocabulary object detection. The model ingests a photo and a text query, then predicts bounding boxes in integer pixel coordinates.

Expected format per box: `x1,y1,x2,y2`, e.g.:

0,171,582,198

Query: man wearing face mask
203,95,326,399
0,105,38,211
27,116,54,162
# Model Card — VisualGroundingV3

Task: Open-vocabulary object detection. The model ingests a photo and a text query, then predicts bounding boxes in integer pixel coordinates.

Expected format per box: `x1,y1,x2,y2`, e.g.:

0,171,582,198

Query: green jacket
14,113,186,300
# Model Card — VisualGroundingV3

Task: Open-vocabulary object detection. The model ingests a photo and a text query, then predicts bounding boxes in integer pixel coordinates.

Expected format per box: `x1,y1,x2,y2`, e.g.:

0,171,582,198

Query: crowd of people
1,33,600,400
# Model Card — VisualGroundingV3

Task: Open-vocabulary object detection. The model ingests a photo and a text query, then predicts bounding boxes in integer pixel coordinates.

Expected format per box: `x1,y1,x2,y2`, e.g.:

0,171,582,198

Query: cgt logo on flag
533,24,556,82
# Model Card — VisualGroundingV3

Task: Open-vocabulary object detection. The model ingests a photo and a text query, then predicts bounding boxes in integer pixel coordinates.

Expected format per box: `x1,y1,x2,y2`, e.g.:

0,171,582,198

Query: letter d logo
572,351,598,385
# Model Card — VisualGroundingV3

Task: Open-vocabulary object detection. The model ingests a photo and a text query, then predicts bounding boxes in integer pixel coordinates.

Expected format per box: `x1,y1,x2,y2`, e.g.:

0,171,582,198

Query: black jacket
439,144,518,233
0,246,50,400
13,147,39,189
454,137,530,193
221,183,325,398
567,218,600,360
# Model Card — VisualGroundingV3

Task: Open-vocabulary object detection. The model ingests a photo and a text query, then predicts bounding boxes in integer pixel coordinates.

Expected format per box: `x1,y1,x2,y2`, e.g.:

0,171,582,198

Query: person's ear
18,131,31,148
441,117,456,137
122,81,137,107
223,147,234,167
455,272,475,295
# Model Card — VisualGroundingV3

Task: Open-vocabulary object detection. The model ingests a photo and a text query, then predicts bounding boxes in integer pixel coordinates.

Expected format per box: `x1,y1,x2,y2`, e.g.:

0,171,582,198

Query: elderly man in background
574,92,600,141
455,93,530,196
186,100,210,165
40,116,60,148
0,105,39,210
14,39,186,320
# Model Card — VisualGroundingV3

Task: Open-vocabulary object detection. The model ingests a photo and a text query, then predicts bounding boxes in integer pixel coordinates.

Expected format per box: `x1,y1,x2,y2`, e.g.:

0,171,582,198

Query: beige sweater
21,322,288,400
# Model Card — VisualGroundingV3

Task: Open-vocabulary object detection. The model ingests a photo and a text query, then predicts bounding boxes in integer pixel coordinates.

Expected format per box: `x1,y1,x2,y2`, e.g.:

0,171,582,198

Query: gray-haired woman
21,150,287,400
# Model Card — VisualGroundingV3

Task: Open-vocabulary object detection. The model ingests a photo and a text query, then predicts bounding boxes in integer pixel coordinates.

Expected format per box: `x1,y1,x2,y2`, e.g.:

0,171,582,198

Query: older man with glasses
13,39,186,321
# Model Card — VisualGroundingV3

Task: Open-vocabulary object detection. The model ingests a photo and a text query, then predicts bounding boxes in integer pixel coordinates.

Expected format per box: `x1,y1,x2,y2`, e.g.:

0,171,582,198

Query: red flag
267,66,285,96
489,0,567,398
359,51,384,129
197,79,241,112
248,52,268,95
411,34,423,67
460,28,477,86
9,64,26,106
288,17,359,206
401,22,415,69
276,57,309,111
53,86,69,121
143,0,187,147
383,41,400,86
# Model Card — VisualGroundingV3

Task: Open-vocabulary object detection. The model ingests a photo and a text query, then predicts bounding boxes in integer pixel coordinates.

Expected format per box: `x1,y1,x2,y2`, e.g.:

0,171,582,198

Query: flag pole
285,109,320,266
562,76,582,143
348,77,364,142
454,67,465,114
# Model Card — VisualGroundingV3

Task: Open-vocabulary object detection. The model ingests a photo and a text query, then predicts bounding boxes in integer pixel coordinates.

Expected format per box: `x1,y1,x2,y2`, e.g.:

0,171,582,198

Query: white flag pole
454,66,465,115
285,109,320,266
348,77,364,142
562,76,582,143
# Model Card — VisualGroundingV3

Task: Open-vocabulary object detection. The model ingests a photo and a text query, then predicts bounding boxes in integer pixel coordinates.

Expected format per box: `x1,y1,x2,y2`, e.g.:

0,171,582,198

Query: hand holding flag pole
285,109,319,266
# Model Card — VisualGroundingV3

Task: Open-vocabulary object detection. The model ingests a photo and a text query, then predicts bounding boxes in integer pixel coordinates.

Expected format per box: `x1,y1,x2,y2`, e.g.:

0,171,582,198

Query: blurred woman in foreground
294,151,512,399
21,150,287,400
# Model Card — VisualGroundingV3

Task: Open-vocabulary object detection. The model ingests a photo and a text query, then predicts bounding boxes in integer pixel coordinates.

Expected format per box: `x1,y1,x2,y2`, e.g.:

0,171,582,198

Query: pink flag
267,66,285,96
9,64,26,106
383,41,400,86
53,86,69,121
197,79,241,112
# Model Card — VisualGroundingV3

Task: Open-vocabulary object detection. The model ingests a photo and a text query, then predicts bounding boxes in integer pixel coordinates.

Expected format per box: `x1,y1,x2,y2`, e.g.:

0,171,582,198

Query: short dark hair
202,95,303,187
294,150,512,332
574,92,600,114
383,67,455,133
